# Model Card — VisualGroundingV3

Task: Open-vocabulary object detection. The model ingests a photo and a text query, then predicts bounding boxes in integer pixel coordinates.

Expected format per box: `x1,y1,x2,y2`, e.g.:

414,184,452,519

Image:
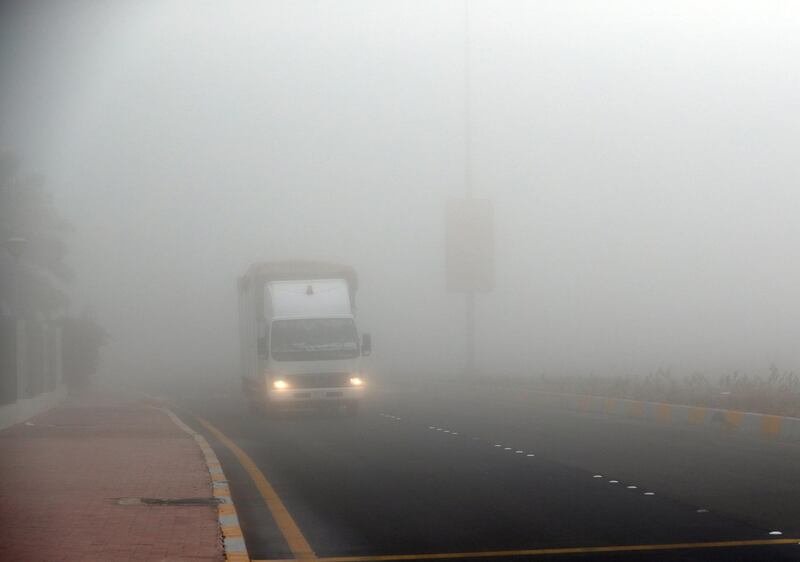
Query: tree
61,311,108,389
1,149,107,388
0,148,73,282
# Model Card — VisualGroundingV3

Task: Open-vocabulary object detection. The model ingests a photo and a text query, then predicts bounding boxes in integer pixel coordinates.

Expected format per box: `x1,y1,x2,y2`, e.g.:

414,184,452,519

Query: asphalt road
172,379,800,561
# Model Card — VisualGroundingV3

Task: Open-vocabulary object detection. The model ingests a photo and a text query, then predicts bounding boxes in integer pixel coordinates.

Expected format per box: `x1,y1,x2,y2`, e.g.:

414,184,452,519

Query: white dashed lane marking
385,414,677,514
377,412,786,530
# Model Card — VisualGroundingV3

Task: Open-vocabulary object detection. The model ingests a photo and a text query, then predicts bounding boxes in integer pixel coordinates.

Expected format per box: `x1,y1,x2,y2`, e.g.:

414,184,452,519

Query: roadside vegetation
1,148,107,389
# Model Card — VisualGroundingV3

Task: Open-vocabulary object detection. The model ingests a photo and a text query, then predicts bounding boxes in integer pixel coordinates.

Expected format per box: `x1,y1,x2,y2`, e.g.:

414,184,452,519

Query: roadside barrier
538,390,800,443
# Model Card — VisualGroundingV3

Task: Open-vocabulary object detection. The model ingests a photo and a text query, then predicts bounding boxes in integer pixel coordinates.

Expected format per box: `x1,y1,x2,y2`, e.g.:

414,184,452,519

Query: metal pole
464,0,472,200
465,292,475,376
464,0,475,377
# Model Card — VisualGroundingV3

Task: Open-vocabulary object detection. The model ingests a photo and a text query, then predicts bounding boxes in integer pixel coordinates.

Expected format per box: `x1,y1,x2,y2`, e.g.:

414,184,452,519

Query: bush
61,314,107,389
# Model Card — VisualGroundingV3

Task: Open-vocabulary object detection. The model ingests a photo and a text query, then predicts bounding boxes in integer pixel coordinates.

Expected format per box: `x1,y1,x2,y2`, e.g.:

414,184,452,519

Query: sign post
446,198,494,375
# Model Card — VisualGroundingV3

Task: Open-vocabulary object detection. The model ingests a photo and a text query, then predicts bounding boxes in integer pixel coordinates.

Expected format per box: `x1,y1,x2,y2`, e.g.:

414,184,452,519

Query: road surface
169,379,800,561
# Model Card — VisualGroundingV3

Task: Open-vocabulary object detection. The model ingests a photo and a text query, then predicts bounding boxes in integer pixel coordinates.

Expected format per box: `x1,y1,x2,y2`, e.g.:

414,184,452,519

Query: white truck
238,261,370,415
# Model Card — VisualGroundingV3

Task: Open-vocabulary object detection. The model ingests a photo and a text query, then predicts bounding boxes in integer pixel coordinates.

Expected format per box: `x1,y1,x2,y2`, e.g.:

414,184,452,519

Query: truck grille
285,373,350,389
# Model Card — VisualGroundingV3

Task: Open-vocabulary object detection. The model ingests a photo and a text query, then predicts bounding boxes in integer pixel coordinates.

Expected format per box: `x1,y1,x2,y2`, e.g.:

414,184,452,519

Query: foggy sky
2,1,799,380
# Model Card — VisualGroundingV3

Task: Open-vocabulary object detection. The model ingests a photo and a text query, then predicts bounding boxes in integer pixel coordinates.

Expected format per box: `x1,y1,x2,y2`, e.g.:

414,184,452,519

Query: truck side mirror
361,333,372,356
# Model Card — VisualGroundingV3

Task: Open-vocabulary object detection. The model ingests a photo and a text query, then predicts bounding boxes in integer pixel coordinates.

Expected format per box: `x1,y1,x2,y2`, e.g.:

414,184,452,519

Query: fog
3,1,800,383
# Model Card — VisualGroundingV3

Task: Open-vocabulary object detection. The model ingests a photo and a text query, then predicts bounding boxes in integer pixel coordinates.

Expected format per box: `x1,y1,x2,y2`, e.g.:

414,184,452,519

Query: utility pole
463,0,475,377
447,1,490,378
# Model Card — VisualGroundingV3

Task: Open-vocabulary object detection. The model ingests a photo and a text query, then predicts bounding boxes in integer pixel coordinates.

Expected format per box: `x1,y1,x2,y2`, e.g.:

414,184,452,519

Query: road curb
163,408,251,562
530,389,800,442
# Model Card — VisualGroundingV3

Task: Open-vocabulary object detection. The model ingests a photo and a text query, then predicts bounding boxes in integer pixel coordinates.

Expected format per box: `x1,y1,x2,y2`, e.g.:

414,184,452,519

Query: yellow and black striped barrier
535,390,800,442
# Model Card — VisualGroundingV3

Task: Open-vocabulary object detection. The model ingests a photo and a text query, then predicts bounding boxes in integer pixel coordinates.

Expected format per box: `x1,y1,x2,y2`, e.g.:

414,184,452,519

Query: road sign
446,198,494,293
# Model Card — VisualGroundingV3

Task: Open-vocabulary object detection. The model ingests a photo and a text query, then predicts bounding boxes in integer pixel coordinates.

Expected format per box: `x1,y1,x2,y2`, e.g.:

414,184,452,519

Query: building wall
0,315,65,430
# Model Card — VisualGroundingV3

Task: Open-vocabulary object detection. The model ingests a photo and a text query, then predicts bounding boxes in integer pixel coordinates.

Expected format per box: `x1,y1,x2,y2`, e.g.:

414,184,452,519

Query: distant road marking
196,417,317,561
254,538,800,562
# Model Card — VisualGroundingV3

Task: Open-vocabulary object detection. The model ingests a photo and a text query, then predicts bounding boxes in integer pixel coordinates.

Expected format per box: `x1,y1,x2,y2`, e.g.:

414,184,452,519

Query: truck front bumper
268,386,365,403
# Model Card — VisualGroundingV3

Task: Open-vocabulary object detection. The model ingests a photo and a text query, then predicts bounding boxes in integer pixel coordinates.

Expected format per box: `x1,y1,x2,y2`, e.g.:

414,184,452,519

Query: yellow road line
196,417,317,561
254,538,799,562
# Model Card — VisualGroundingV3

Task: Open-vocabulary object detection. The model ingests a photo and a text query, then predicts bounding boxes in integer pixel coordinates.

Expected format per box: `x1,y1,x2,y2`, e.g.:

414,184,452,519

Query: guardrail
537,389,800,443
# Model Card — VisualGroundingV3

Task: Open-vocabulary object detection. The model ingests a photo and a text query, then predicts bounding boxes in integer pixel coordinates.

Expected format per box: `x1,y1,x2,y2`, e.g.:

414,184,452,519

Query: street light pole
463,0,475,377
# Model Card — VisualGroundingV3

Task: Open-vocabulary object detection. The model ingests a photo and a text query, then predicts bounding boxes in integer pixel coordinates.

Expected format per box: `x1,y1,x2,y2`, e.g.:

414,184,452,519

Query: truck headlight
273,379,289,390
349,376,364,386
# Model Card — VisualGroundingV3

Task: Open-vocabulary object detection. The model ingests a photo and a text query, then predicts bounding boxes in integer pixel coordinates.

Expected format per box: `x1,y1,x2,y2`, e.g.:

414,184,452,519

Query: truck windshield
271,318,359,361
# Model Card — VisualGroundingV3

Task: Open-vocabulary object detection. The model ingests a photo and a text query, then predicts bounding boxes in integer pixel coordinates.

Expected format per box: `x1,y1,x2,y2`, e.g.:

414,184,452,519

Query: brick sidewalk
0,387,223,562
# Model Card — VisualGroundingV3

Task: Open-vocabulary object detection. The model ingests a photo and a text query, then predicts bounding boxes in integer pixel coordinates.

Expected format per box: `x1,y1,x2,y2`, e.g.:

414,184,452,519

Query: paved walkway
0,387,223,562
